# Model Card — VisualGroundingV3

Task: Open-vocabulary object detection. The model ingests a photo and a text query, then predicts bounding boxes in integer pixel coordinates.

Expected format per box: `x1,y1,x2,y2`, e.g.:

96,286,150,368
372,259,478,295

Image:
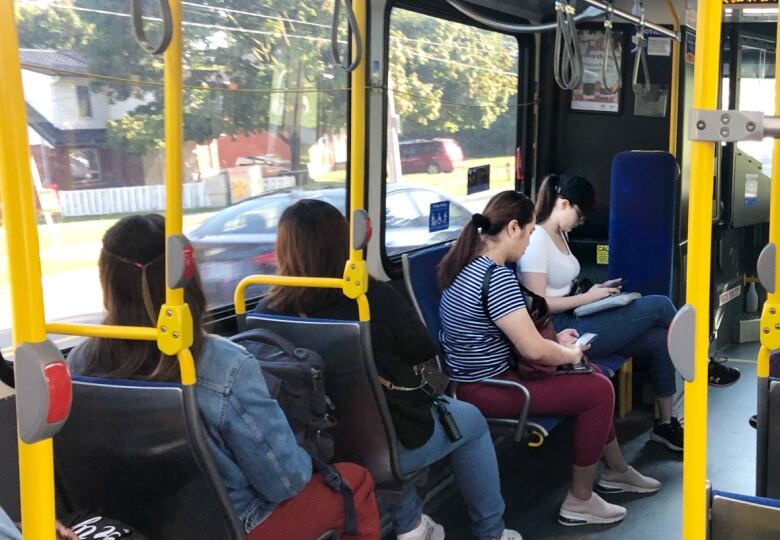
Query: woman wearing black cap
519,174,683,452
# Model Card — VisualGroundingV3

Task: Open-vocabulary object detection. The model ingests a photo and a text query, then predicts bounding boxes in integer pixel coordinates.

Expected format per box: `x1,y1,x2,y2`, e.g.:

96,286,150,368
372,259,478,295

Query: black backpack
230,328,357,534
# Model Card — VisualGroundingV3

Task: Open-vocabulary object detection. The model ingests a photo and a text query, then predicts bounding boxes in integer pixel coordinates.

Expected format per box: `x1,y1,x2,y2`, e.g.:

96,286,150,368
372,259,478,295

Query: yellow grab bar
233,274,370,322
682,2,722,539
0,1,56,537
46,324,158,342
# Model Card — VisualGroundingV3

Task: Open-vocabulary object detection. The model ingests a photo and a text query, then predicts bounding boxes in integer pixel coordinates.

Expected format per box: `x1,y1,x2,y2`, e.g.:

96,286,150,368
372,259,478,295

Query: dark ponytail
437,190,535,289
535,174,561,224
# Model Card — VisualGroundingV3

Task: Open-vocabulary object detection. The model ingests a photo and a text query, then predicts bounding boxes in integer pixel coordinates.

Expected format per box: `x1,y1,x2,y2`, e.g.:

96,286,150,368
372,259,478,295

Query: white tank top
519,225,581,297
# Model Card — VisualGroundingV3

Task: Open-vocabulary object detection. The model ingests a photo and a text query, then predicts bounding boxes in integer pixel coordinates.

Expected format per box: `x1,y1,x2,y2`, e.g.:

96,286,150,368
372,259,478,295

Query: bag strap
230,328,301,358
312,458,358,535
480,263,498,322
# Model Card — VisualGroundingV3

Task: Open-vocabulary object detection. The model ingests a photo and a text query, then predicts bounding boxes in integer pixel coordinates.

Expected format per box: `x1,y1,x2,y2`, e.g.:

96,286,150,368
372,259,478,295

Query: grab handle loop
632,10,652,97
130,0,173,55
553,1,583,90
601,5,622,96
330,0,363,72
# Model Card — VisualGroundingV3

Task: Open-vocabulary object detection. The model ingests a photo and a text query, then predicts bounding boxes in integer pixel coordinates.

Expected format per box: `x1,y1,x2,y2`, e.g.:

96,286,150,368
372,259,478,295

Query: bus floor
410,344,759,540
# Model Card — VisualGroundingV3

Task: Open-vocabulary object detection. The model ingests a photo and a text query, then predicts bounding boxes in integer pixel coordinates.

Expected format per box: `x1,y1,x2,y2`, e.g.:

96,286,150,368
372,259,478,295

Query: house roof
19,49,88,75
27,104,106,147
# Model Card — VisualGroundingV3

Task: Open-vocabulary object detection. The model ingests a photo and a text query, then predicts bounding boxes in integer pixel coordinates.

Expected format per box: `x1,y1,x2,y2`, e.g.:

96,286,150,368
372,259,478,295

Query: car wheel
427,162,441,174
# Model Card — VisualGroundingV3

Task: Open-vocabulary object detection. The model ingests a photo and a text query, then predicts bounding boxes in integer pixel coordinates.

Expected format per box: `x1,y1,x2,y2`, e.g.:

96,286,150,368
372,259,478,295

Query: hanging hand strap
601,4,622,96
330,0,363,72
130,0,173,55
632,9,652,97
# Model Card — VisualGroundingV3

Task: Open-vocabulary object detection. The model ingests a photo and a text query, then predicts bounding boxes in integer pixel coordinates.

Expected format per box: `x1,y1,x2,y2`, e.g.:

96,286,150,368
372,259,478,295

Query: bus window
384,7,520,258
3,0,350,326
736,44,775,174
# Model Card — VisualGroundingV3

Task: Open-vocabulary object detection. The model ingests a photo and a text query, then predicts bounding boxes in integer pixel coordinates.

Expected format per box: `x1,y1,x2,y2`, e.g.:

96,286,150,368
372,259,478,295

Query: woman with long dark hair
68,213,380,540
519,174,684,451
438,191,659,527
260,199,521,540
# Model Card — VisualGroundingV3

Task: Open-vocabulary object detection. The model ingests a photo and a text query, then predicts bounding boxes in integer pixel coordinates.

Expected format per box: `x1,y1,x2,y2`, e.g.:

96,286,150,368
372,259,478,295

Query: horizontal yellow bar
234,274,345,315
46,323,157,341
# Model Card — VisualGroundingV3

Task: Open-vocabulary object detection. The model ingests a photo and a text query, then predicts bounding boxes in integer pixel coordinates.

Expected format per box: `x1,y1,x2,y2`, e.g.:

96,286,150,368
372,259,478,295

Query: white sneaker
558,491,627,526
397,514,445,540
497,529,523,539
597,466,661,494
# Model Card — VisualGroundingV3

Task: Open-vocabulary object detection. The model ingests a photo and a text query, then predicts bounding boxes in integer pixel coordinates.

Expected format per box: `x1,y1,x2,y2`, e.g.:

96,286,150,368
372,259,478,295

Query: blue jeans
552,295,678,397
391,396,505,540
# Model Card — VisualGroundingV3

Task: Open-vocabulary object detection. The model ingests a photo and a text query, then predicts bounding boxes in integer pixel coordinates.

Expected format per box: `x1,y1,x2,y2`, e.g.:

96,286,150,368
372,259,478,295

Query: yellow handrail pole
160,0,196,384
683,2,722,539
664,0,681,157
164,0,184,309
0,3,56,539
45,324,158,342
345,0,371,323
234,275,346,315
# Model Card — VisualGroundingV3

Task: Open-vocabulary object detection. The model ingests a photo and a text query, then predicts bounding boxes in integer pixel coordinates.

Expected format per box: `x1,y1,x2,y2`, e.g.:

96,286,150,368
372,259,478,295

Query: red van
399,138,464,174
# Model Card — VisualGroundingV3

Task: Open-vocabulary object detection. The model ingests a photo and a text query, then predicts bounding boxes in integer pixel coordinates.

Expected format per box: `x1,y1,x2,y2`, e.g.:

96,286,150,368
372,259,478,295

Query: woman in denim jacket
68,214,380,539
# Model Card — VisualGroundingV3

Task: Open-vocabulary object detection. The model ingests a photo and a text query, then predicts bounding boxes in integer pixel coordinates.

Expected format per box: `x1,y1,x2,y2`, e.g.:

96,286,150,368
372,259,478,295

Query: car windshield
192,188,347,236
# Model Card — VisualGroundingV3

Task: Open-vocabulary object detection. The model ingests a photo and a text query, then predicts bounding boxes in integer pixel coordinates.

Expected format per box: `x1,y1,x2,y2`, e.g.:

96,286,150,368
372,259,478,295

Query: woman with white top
519,174,683,452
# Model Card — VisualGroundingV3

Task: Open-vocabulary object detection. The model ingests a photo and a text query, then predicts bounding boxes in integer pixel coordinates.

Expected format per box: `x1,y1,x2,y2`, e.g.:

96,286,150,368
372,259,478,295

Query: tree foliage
15,0,518,159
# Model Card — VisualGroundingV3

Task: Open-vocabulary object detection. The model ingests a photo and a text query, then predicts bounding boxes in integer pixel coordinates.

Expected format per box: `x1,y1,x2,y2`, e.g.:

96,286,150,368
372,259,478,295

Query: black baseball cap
558,175,596,218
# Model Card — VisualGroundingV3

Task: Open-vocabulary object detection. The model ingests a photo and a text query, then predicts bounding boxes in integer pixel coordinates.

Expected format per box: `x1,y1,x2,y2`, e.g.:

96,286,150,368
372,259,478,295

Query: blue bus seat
402,244,569,444
54,376,244,540
244,313,414,490
608,151,677,298
710,487,780,539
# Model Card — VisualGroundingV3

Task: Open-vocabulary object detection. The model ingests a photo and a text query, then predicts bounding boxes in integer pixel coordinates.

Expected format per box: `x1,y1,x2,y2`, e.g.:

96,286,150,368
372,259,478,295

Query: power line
182,1,330,30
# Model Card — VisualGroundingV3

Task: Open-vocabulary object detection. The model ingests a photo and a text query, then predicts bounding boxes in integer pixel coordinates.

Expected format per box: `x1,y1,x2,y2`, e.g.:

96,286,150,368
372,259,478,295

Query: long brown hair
265,199,349,314
535,174,595,224
78,214,207,382
437,190,535,289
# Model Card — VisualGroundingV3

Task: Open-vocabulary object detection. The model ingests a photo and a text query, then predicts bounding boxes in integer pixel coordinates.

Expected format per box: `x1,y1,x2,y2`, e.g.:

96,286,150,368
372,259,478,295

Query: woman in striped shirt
438,191,659,527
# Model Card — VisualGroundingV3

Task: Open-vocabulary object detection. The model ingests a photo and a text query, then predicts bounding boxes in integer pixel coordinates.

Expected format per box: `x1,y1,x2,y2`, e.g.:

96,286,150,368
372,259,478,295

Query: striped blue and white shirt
440,256,526,382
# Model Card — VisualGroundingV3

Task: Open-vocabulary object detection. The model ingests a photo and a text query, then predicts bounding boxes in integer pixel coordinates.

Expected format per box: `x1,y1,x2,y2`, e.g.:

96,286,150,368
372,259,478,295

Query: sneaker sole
558,509,626,526
649,432,683,452
596,479,661,494
709,379,739,388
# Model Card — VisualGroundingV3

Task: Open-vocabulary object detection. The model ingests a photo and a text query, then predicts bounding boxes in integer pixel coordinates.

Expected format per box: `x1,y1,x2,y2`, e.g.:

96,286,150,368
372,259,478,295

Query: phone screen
576,333,598,347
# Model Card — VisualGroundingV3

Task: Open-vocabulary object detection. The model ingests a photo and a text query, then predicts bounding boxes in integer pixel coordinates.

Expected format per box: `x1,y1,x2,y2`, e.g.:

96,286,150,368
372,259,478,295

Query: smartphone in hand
575,332,598,347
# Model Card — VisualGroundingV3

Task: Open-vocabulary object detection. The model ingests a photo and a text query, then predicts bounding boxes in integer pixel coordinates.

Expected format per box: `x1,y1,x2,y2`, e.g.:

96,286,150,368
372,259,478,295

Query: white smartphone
575,332,598,347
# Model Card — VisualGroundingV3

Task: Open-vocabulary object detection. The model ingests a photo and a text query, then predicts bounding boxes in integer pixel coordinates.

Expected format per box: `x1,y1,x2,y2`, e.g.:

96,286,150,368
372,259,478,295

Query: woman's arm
495,308,583,366
522,272,617,314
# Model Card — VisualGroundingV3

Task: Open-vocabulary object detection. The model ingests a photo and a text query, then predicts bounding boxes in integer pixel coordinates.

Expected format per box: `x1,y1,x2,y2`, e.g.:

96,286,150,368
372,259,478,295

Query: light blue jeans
0,506,21,540
552,294,678,397
391,396,506,540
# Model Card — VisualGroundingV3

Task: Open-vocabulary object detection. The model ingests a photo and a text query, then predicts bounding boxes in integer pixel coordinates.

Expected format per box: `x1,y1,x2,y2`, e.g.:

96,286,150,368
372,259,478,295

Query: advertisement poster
570,30,623,113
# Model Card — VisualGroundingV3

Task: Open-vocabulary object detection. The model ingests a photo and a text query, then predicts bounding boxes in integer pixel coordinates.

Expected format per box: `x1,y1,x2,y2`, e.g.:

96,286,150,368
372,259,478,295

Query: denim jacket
69,334,312,533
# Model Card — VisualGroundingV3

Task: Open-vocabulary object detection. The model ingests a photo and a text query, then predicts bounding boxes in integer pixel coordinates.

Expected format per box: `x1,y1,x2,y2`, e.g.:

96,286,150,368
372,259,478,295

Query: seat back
0,396,20,521
710,489,780,540
609,151,677,297
245,313,403,485
758,378,780,498
401,244,452,339
54,377,243,540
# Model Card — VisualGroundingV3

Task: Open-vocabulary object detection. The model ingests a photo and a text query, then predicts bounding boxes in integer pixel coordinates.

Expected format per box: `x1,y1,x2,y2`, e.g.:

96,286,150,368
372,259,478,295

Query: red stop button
44,362,72,424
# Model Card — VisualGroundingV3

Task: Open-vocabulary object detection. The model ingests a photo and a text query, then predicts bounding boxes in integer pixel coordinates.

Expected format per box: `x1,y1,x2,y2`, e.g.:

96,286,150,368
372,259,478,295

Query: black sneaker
708,357,740,387
650,417,684,451
749,415,757,429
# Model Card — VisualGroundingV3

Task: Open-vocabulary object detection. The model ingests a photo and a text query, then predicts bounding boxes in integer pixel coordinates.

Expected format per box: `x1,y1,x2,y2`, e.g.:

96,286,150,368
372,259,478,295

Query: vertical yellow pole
665,0,681,157
757,14,780,381
683,2,722,539
164,0,184,308
347,0,370,323
0,3,56,540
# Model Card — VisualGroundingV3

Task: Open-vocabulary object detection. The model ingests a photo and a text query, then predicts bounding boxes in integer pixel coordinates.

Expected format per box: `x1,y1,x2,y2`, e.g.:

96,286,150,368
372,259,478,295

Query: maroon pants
457,370,616,466
247,463,381,540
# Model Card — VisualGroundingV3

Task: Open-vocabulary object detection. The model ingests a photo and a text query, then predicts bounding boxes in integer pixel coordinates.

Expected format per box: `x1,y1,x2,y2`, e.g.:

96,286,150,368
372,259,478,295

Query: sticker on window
429,201,450,232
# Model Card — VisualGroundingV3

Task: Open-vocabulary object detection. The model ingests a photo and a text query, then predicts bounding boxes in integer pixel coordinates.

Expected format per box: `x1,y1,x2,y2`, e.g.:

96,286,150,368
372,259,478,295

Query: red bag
481,265,558,380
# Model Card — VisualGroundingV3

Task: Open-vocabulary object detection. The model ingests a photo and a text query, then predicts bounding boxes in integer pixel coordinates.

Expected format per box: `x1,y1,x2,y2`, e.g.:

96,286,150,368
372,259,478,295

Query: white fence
56,174,297,217
58,183,207,218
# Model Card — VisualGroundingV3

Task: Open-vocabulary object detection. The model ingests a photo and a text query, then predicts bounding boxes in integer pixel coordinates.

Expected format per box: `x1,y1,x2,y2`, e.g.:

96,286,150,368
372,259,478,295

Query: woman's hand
56,521,79,540
585,283,619,302
557,328,579,346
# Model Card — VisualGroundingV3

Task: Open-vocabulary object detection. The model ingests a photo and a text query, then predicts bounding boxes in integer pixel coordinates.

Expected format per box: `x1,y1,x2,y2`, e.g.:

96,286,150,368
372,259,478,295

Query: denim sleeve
225,353,313,503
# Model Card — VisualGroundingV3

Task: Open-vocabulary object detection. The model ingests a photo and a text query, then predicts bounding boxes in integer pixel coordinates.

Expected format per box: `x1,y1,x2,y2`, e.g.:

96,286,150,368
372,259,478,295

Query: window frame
379,0,532,277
